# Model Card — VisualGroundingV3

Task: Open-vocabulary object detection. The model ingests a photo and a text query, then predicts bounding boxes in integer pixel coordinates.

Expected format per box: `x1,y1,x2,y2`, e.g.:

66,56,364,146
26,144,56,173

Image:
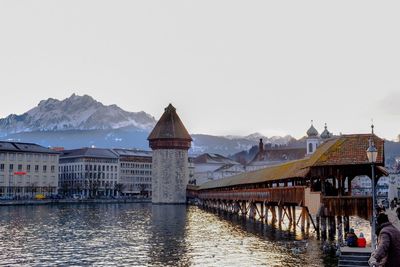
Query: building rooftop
194,153,239,165
60,147,118,159
0,141,59,154
112,148,153,157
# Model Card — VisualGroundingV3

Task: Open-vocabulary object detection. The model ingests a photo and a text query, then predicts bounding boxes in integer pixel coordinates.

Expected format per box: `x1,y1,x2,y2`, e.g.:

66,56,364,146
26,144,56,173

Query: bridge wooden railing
197,186,306,205
322,196,372,220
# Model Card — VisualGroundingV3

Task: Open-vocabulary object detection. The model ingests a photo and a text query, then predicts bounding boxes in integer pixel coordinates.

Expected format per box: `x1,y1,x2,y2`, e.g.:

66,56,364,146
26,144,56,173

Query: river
0,203,336,266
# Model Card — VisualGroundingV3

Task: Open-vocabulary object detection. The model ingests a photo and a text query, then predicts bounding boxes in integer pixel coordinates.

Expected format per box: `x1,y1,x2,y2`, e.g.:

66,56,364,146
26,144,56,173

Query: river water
0,203,336,266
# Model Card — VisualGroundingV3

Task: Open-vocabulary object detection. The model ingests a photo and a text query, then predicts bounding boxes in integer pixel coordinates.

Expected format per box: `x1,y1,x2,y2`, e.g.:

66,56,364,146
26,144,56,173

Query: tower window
309,143,313,153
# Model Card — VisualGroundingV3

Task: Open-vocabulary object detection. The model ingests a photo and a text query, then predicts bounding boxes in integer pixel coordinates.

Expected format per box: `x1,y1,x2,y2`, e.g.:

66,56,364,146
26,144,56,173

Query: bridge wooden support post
243,201,248,218
337,216,343,246
233,201,240,215
278,205,283,227
328,216,336,241
316,216,321,240
271,206,277,224
292,206,296,231
264,202,269,225
301,207,306,232
321,215,327,241
260,202,265,223
344,216,350,236
249,202,256,220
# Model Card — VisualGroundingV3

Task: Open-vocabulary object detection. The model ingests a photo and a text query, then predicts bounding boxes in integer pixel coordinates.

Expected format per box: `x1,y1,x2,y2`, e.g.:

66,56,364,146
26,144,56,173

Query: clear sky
0,1,399,140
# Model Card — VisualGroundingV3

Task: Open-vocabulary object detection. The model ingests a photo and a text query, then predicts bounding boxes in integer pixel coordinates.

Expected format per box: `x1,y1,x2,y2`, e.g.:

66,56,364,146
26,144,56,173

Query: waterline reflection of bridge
188,134,388,242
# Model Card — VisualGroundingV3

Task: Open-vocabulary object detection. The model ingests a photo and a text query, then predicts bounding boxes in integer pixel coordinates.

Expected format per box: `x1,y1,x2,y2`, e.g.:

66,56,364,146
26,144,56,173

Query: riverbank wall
0,198,151,206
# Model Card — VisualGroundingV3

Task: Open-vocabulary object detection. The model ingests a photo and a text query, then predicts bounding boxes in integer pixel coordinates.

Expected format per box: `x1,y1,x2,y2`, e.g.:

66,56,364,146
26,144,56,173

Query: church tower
148,104,192,204
306,121,320,155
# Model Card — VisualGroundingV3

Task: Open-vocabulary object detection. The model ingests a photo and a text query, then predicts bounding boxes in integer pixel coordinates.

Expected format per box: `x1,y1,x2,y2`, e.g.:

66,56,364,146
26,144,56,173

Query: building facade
193,153,245,185
59,148,119,197
113,149,152,196
0,141,59,199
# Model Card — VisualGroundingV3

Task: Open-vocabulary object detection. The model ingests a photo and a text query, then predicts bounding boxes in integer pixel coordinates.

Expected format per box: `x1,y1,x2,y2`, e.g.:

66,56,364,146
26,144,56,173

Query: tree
114,183,125,197
60,182,70,197
89,180,100,198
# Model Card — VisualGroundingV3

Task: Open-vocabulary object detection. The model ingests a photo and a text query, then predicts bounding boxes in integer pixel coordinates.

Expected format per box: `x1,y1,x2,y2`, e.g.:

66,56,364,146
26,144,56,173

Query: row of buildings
0,141,159,198
1,122,400,199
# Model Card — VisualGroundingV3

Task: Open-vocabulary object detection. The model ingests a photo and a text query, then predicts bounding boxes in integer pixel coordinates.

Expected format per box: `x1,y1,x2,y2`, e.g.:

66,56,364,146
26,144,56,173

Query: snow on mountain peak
0,94,156,134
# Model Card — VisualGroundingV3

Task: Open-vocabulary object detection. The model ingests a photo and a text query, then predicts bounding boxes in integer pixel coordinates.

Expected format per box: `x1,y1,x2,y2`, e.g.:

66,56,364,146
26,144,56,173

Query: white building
0,141,59,199
59,148,119,197
113,149,152,197
193,153,245,185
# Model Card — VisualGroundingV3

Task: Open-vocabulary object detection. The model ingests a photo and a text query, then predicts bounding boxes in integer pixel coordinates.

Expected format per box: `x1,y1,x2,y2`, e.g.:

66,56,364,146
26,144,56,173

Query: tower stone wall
152,149,188,203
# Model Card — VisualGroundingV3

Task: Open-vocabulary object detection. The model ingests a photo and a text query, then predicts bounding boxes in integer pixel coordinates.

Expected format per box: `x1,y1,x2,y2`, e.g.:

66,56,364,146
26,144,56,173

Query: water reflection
149,205,188,266
0,204,336,266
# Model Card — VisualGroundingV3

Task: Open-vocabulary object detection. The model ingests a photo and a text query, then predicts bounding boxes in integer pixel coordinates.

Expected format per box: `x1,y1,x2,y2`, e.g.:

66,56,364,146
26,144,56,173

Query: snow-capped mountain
0,94,156,134
0,94,298,155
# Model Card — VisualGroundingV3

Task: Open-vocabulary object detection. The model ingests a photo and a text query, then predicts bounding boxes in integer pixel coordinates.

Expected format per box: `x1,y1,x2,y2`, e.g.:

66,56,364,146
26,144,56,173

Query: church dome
320,123,331,139
307,123,319,137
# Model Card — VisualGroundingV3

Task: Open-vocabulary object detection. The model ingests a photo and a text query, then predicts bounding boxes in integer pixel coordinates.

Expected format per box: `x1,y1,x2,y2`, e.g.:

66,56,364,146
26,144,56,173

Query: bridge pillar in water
278,205,283,227
148,104,192,204
301,207,306,232
292,206,296,231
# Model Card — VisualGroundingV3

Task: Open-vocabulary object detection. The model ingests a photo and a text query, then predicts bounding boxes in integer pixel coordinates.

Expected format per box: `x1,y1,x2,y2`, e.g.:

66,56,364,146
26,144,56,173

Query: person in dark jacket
345,228,358,247
369,213,400,267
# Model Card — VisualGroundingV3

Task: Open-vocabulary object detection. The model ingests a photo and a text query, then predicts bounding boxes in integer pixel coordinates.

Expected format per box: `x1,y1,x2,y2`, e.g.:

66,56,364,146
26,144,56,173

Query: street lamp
366,137,378,250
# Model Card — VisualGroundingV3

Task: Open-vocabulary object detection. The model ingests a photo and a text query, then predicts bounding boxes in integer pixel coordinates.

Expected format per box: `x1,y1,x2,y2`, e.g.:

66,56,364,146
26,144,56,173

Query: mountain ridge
0,94,341,157
0,94,156,134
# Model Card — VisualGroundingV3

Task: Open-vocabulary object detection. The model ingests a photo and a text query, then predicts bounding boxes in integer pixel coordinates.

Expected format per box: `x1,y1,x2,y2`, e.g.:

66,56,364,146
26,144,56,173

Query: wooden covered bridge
188,134,388,240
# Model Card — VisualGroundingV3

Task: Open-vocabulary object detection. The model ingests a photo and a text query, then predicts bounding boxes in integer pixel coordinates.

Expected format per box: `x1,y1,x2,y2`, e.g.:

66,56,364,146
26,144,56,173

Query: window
0,164,4,172
43,165,47,172
51,166,55,173
308,143,313,153
9,164,13,171
35,165,39,172
27,165,31,172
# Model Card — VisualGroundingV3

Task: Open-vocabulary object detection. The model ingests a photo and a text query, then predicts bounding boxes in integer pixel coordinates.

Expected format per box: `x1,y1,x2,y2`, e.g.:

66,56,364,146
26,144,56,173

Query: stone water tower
148,104,192,204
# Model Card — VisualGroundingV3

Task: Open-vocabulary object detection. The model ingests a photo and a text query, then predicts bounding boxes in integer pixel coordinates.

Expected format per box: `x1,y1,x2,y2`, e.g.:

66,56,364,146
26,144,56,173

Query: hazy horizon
0,1,399,140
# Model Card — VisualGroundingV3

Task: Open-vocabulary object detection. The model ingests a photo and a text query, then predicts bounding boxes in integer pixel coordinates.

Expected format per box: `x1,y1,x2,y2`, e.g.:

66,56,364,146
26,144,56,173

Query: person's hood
376,222,392,236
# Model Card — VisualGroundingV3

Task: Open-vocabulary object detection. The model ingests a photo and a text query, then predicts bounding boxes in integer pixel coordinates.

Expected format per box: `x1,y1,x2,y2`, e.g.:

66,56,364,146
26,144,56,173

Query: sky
0,1,399,140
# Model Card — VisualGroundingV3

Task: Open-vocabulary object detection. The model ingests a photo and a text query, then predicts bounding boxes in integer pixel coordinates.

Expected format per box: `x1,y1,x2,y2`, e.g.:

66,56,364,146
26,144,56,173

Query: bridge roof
198,134,385,190
198,159,310,189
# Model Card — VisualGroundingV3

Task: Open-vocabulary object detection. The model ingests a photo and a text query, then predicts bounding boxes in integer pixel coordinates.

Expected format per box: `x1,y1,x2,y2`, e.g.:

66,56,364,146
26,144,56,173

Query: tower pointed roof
148,104,192,150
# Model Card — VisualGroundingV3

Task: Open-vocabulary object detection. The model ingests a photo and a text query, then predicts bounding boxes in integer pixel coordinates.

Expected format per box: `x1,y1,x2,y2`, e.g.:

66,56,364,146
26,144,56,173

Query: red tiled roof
307,134,384,167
